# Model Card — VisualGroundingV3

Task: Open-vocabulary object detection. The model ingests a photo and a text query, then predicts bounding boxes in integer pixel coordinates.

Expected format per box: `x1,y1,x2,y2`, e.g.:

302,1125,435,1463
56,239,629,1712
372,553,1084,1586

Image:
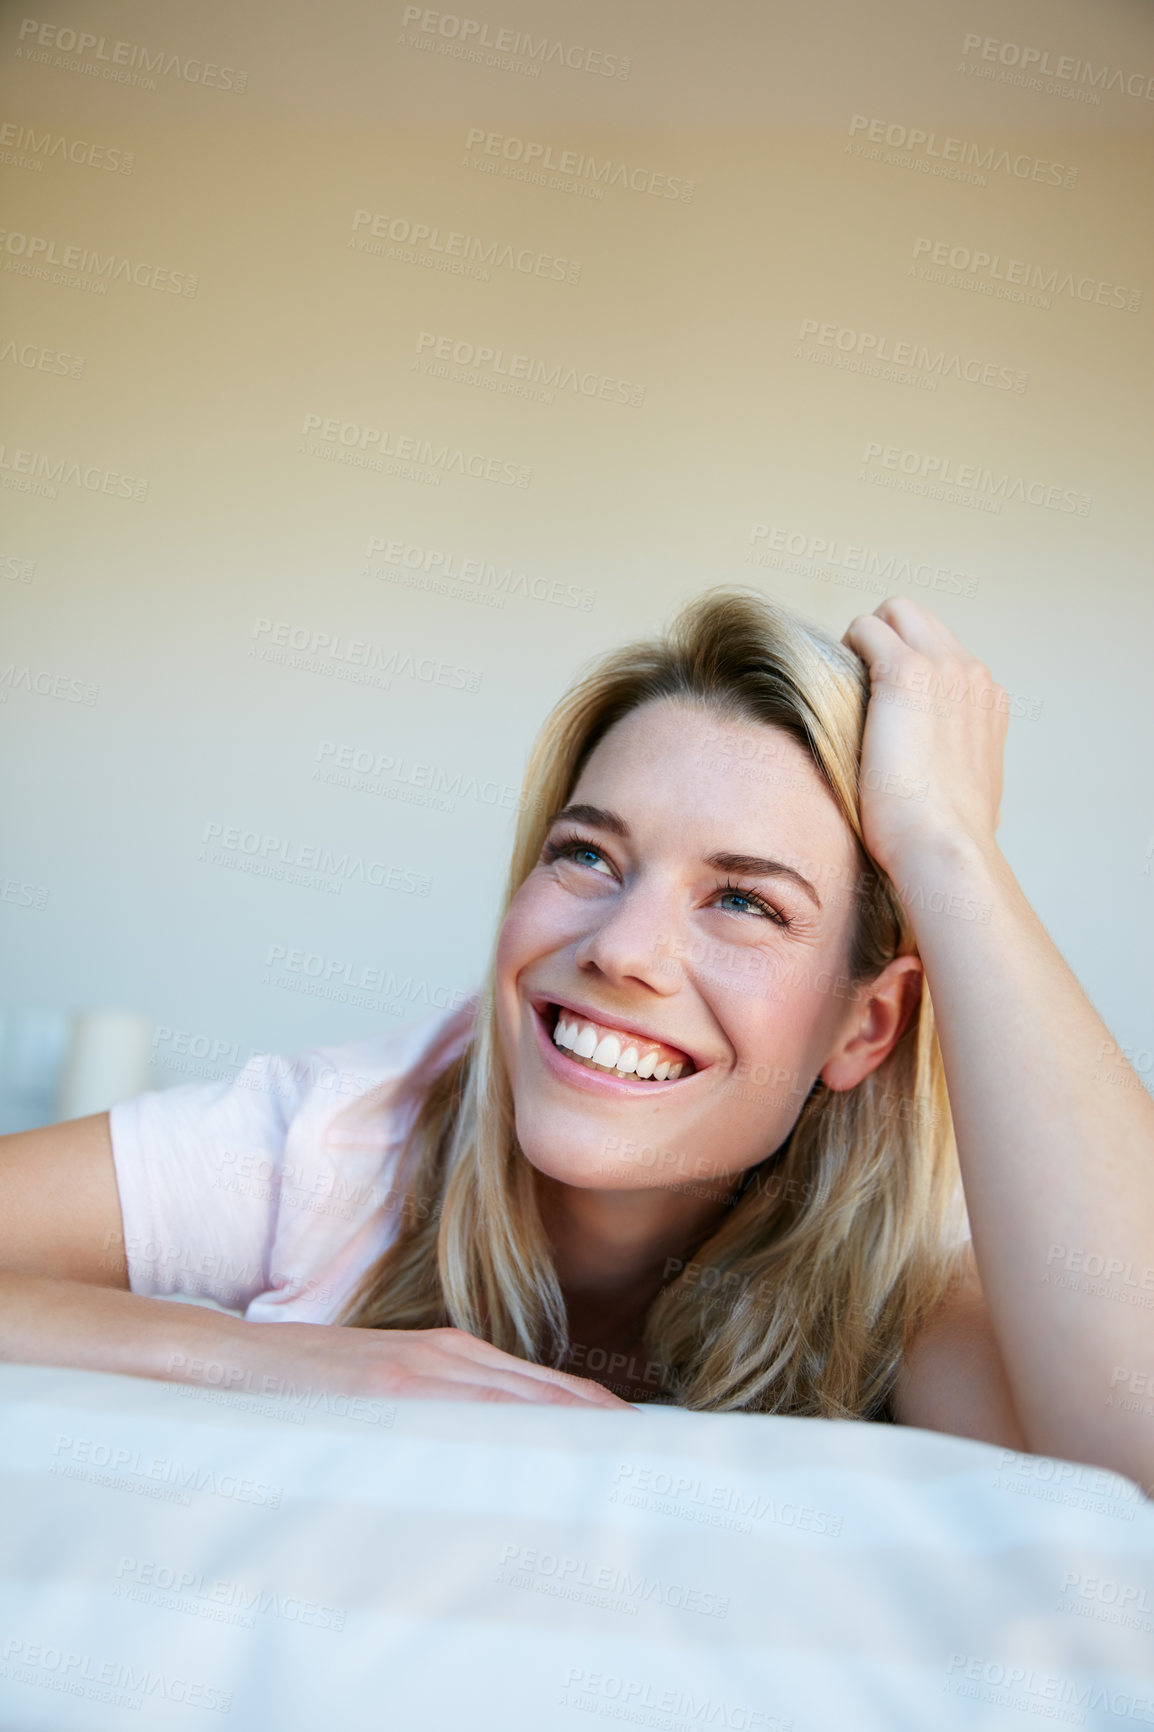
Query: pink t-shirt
107,1000,476,1323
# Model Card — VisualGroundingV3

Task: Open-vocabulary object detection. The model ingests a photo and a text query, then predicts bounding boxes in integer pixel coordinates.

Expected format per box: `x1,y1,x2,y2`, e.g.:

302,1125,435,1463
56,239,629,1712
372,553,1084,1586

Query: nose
572,874,685,997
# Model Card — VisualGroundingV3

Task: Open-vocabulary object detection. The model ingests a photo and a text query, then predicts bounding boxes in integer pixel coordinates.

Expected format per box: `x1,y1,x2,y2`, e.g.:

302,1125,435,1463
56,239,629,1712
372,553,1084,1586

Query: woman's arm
0,1271,631,1407
846,598,1154,1492
0,1117,630,1409
0,1113,128,1285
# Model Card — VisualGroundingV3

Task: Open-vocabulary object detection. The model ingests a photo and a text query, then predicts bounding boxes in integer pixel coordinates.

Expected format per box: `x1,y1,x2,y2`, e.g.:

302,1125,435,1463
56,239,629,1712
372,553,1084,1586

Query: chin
516,1128,614,1189
512,1111,650,1192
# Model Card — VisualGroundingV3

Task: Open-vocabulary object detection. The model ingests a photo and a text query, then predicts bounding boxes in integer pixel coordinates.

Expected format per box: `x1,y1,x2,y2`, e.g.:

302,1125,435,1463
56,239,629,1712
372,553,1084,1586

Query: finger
872,595,973,659
507,1373,631,1408
516,1372,633,1409
389,1377,549,1406
464,1372,624,1408
437,1331,631,1405
471,1383,578,1406
841,611,909,679
431,1351,631,1408
502,1371,630,1413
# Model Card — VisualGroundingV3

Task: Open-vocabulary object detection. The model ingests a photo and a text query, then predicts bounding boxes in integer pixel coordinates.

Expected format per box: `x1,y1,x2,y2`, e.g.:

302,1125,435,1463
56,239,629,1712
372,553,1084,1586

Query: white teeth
591,1033,622,1070
572,1024,598,1060
549,1008,690,1082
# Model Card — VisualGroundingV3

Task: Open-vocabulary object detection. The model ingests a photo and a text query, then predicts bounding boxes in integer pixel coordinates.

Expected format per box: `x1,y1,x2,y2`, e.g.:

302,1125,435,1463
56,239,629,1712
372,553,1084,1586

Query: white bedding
1,1362,1152,1731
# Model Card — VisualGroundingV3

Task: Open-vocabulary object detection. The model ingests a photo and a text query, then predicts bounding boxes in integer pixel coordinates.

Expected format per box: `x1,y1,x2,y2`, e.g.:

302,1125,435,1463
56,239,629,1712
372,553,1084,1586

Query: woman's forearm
0,1272,632,1407
0,1271,252,1384
901,833,1154,1486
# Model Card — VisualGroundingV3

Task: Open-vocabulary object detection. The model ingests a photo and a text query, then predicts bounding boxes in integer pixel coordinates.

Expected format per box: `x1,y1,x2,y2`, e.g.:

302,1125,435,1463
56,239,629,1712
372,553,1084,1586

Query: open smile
528,996,710,1098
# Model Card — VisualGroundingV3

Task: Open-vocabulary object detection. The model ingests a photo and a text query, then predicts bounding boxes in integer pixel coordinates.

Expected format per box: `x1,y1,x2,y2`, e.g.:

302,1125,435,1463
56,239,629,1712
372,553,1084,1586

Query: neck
536,1175,741,1403
536,1172,733,1314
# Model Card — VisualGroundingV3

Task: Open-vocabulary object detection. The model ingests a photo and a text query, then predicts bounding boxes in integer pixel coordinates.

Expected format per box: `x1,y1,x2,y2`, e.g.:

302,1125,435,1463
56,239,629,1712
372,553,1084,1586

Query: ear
819,955,924,1092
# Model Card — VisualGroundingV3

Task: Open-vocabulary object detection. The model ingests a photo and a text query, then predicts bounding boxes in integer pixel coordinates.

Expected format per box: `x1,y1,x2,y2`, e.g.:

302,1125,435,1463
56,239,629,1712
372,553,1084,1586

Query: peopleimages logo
847,115,1078,188
199,819,432,898
251,614,483,692
400,7,630,78
414,331,645,406
114,1556,348,1631
364,535,595,612
749,523,979,598
313,740,523,812
0,663,98,704
463,128,695,200
300,411,531,489
351,207,581,285
0,441,147,500
0,338,84,377
861,442,1091,515
2,1636,232,1714
944,1652,1154,1720
14,18,248,91
497,1545,730,1619
911,238,1142,312
961,34,1154,101
797,318,1026,392
560,1670,793,1731
0,227,197,294
0,120,133,172
0,551,36,581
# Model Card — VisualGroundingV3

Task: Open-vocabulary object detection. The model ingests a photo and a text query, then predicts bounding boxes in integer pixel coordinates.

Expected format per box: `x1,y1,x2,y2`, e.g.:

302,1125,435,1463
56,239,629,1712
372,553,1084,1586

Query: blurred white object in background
55,1008,154,1121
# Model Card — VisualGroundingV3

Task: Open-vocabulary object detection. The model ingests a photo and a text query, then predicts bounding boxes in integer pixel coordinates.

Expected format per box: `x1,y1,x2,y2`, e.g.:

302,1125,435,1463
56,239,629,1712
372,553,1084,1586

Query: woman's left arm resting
846,599,1154,1493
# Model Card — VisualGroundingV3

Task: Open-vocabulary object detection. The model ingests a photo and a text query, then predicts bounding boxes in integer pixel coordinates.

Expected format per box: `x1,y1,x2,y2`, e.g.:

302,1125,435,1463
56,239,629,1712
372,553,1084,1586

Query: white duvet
1,1362,1152,1731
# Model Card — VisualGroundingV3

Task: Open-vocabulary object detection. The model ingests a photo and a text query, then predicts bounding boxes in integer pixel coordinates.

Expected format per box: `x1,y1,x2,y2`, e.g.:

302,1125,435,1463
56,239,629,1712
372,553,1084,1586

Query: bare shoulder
891,1240,1028,1451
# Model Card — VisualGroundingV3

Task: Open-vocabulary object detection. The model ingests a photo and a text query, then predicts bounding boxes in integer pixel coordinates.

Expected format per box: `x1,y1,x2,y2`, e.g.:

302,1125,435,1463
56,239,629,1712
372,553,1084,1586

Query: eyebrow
544,802,824,910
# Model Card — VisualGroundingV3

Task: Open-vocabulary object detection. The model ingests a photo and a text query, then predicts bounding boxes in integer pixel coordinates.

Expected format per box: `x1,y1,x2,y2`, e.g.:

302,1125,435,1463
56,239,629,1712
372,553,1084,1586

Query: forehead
570,699,857,879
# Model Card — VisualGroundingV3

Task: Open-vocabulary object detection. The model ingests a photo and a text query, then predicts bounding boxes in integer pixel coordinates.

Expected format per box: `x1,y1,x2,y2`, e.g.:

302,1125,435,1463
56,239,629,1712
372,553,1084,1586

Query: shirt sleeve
107,1048,325,1313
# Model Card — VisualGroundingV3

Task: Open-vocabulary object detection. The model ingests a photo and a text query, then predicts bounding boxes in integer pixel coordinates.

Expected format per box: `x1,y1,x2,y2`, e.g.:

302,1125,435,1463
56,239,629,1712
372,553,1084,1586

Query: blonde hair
339,587,966,1417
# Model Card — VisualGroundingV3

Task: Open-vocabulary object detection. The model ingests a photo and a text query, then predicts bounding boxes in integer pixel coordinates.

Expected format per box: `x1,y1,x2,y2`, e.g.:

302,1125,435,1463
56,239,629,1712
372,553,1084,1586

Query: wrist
882,832,1014,935
882,827,1005,890
152,1306,261,1389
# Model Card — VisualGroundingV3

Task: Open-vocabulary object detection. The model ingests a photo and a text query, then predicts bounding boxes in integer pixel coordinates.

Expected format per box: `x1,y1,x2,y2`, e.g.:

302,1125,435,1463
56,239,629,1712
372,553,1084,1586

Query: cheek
495,887,540,981
497,876,582,975
494,885,561,1069
724,978,847,1074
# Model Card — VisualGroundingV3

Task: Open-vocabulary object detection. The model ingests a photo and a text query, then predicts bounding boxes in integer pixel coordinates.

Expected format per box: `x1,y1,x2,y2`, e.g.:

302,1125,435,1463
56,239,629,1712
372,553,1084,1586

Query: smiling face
495,698,890,1197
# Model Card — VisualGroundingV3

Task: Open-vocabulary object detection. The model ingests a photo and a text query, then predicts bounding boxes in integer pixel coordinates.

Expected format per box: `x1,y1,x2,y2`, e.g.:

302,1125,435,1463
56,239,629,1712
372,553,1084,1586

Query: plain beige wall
1,0,1152,1113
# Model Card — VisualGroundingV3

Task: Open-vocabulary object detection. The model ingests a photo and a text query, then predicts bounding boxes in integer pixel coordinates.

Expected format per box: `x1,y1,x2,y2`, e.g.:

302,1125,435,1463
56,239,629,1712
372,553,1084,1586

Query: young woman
2,590,1151,1491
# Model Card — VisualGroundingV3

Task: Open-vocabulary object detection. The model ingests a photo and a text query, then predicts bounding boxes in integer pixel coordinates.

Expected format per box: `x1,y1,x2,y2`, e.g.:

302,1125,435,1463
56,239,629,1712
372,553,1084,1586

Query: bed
1,1361,1152,1730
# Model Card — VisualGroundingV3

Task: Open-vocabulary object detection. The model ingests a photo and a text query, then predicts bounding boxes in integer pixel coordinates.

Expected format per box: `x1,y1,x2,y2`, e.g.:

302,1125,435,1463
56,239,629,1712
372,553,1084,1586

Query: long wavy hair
338,587,967,1418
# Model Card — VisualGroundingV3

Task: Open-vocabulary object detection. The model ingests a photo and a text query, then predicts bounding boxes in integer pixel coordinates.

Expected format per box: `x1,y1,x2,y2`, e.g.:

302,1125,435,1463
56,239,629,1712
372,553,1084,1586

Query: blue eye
542,833,792,930
544,836,611,871
716,879,791,929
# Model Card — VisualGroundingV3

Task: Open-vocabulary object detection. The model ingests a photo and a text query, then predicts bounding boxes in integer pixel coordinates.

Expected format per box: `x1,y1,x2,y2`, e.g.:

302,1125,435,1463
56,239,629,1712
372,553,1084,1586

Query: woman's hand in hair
842,596,1008,877
846,600,1154,1495
193,1320,636,1410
